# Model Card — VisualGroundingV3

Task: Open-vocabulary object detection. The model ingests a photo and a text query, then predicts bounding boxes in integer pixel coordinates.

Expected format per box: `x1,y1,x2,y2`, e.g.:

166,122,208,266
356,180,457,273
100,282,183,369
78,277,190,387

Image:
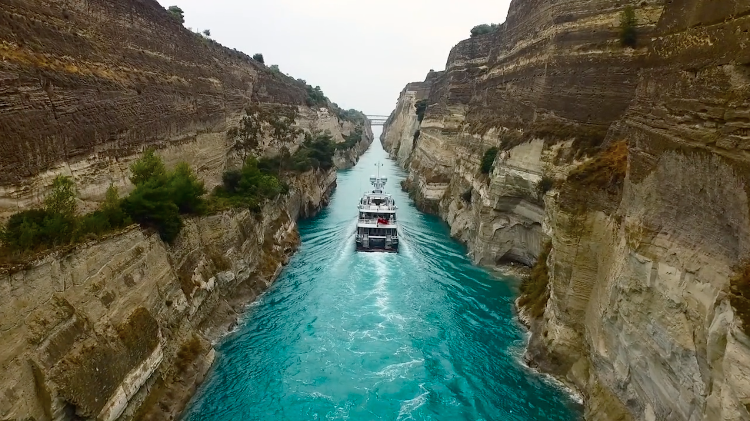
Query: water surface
184,132,582,420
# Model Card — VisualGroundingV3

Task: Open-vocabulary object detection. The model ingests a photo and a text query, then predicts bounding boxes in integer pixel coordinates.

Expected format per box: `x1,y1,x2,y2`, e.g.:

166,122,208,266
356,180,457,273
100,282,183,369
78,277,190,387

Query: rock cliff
0,0,367,218
0,169,339,421
382,0,750,419
0,0,373,419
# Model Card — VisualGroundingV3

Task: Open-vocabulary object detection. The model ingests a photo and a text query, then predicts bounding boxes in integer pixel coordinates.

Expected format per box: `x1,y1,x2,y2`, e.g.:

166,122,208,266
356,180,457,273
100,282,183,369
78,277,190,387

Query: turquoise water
184,133,582,421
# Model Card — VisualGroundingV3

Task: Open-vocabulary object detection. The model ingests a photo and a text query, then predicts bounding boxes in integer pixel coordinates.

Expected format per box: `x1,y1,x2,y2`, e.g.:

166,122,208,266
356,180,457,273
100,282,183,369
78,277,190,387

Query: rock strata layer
0,0,365,217
381,0,750,419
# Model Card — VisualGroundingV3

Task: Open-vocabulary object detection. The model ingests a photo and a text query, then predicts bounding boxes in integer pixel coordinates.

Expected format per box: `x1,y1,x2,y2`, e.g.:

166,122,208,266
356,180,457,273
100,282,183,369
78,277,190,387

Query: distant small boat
355,164,398,252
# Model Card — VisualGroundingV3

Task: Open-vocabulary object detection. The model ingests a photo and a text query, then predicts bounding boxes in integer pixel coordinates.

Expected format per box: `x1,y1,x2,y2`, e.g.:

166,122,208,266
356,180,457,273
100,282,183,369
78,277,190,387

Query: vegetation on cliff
228,104,300,159
336,128,365,151
122,151,207,242
0,178,131,255
536,176,555,196
0,146,299,263
306,85,329,107
210,158,283,212
620,6,637,48
167,6,185,24
481,147,499,174
415,100,428,123
335,107,368,125
519,241,552,318
562,141,628,197
470,23,499,37
731,265,750,335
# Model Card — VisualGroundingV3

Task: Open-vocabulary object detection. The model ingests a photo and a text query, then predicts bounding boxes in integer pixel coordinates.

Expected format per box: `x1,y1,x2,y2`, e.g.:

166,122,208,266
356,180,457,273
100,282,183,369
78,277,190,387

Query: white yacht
355,170,398,252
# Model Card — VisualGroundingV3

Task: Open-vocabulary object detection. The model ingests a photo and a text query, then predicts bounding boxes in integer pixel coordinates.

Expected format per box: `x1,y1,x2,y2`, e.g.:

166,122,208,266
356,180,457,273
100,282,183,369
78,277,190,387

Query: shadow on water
184,128,583,421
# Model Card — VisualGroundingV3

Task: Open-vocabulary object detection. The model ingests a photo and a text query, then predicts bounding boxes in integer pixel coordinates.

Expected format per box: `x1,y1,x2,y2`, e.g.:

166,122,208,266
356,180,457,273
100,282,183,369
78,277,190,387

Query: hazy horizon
155,0,512,115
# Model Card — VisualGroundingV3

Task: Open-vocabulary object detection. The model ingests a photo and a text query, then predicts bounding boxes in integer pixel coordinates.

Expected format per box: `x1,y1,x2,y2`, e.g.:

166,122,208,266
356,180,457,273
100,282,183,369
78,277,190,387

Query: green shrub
305,85,328,107
461,189,472,203
252,53,265,64
45,175,77,218
169,163,207,214
130,149,167,186
257,156,283,176
299,132,336,170
414,100,428,122
481,147,499,174
167,6,184,24
121,151,206,243
1,209,53,251
2,175,79,251
211,157,283,212
336,108,366,124
1,182,131,253
122,178,183,243
335,128,363,151
72,185,131,241
620,6,637,48
470,23,498,37
537,175,555,196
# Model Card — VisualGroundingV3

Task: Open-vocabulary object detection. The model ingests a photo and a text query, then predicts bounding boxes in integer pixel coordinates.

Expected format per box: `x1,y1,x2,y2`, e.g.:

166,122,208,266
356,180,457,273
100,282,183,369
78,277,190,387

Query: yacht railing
357,219,397,226
358,205,396,211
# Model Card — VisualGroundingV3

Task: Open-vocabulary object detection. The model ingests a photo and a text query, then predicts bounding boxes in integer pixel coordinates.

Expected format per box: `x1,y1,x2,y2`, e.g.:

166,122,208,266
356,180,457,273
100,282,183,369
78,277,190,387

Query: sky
155,0,512,115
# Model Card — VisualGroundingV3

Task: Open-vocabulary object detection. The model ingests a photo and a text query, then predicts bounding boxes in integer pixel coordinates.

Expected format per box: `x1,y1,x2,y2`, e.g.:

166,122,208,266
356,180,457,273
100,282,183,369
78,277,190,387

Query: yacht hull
355,236,398,253
355,245,399,253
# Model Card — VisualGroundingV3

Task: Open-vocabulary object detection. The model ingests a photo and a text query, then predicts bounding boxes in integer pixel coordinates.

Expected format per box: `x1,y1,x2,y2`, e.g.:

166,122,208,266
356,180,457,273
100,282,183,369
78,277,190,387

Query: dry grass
0,43,153,83
558,140,629,215
518,241,552,319
209,248,232,272
174,335,203,375
564,140,628,192
730,264,750,335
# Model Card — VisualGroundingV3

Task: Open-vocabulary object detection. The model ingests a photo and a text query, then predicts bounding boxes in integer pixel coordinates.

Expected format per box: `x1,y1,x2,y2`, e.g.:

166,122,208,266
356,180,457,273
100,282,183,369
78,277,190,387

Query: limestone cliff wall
382,0,750,419
0,168,341,421
0,0,367,218
335,122,375,169
534,2,750,420
0,0,374,419
381,72,441,167
390,0,661,265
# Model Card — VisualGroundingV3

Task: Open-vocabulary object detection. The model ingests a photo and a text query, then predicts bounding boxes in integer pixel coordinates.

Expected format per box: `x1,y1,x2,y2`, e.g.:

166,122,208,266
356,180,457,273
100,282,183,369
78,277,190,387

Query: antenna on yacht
375,162,381,179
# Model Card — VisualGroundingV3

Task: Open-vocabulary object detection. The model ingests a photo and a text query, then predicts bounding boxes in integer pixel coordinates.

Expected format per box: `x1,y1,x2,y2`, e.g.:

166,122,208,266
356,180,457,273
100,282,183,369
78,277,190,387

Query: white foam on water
514,333,584,406
373,359,424,380
396,384,429,421
305,391,334,402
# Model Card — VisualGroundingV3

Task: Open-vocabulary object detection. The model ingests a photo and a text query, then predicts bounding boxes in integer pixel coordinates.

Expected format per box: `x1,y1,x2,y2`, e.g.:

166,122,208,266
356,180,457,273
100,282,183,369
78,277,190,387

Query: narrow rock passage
184,130,582,420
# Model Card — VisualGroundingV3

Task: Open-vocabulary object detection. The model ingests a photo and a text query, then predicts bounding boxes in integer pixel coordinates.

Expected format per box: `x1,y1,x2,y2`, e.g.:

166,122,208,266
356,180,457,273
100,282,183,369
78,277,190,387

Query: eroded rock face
382,0,750,419
0,0,370,218
381,73,441,167
0,169,341,420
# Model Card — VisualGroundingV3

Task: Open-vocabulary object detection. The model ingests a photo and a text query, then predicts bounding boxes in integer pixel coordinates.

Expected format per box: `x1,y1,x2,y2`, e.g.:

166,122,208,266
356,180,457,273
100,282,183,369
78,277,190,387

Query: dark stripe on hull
355,240,399,253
